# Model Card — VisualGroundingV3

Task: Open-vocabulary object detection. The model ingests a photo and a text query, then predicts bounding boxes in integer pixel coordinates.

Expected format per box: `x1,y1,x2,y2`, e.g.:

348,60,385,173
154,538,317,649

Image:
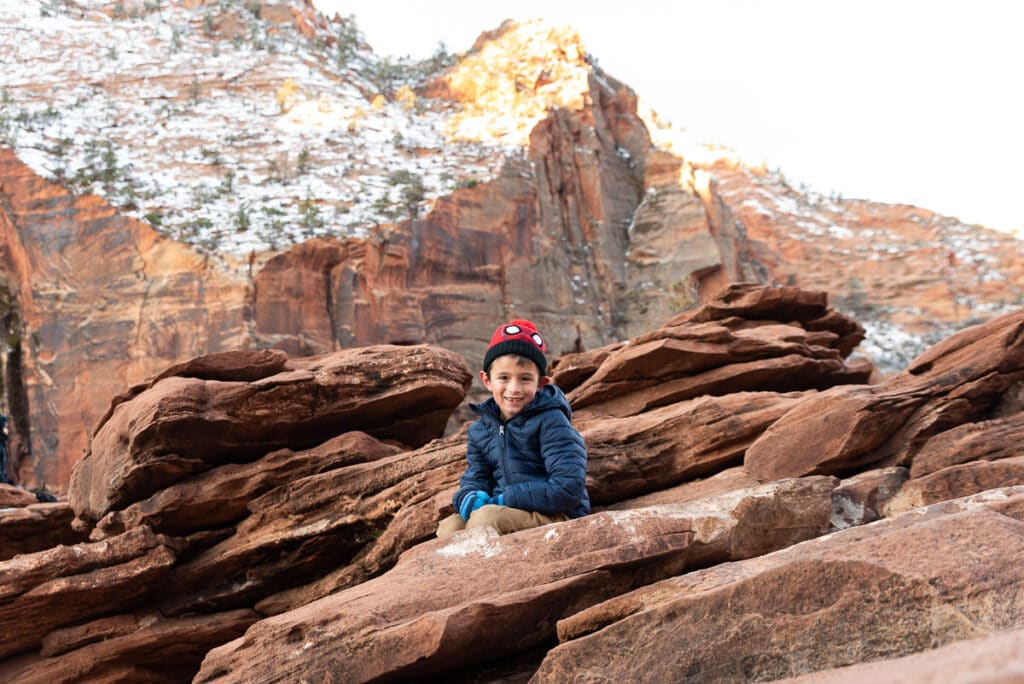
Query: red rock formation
0,500,89,561
194,477,837,683
68,345,472,525
697,159,1024,335
1,284,1023,681
0,150,252,489
534,488,1024,681
744,309,1024,481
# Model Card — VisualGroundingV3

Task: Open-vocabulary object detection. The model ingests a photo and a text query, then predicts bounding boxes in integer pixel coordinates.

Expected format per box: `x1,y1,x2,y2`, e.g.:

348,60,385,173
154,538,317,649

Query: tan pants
436,504,569,538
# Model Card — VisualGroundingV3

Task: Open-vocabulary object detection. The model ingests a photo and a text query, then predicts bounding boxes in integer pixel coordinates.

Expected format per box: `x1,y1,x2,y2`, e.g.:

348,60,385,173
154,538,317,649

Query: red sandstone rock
0,609,257,684
0,526,179,658
566,284,868,419
780,627,1024,683
883,457,1024,517
534,487,1024,682
745,309,1024,482
831,467,909,528
909,412,1024,478
598,466,761,511
68,344,471,525
0,483,37,507
90,430,401,540
194,477,836,682
581,391,809,505
0,150,252,489
159,433,468,617
0,501,89,562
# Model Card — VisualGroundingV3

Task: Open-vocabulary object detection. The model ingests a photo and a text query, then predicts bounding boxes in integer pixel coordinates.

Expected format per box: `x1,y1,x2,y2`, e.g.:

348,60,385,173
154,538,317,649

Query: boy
437,319,590,537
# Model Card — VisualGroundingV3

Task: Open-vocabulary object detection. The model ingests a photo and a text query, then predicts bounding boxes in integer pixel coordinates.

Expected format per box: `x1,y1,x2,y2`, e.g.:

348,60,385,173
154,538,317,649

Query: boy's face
481,354,548,421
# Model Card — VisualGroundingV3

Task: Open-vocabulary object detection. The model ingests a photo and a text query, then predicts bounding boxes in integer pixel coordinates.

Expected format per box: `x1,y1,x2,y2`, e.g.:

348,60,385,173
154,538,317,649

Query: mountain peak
427,18,595,146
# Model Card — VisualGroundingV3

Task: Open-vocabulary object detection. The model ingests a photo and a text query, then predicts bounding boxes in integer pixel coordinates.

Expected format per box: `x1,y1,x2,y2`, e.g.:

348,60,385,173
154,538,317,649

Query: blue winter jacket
453,384,591,519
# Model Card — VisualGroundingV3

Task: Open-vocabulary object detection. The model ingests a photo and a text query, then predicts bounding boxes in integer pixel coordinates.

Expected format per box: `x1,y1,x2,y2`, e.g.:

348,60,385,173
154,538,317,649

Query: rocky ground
1,284,1023,681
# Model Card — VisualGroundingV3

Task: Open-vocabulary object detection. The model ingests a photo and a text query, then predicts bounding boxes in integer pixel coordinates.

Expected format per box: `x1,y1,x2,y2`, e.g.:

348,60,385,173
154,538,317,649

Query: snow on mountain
0,0,519,266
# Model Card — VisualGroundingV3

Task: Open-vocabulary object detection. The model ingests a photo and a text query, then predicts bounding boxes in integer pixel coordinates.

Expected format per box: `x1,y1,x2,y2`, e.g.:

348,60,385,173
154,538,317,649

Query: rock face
744,308,1024,481
533,488,1024,682
3,284,1023,682
196,477,838,683
3,10,1021,494
0,149,253,489
68,345,471,524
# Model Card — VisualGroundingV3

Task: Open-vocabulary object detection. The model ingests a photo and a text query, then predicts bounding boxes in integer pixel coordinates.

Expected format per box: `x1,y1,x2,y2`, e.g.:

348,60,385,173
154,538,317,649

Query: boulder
68,345,472,525
566,284,868,419
0,526,179,658
533,488,1024,682
745,310,1024,481
194,476,836,682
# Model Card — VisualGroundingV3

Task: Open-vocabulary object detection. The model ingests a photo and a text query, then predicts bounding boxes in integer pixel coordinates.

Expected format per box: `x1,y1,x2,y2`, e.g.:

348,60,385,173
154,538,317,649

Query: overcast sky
313,0,1023,235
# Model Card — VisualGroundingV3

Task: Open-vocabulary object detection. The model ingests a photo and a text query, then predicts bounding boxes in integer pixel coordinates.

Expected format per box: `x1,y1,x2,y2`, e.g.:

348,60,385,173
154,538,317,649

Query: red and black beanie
483,319,548,375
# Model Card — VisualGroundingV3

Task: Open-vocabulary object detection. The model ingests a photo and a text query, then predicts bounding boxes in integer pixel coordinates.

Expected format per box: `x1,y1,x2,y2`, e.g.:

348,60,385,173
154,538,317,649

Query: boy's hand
490,494,505,506
459,490,491,520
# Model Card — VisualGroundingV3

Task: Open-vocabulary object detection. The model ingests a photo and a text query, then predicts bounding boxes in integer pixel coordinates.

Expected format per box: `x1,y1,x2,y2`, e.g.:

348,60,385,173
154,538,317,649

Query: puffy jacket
453,384,590,519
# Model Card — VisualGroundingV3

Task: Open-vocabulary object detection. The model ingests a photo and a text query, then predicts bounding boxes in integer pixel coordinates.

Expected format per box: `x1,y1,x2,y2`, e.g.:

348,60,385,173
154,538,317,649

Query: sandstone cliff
1,1,1021,497
1,284,1023,682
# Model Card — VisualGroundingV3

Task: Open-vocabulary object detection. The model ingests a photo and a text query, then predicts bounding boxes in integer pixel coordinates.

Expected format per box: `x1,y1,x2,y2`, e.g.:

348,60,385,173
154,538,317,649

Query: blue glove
491,494,505,506
459,490,491,520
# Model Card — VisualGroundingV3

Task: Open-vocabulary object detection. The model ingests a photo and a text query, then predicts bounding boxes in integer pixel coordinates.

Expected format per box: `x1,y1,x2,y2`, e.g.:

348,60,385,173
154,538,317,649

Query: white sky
313,0,1024,235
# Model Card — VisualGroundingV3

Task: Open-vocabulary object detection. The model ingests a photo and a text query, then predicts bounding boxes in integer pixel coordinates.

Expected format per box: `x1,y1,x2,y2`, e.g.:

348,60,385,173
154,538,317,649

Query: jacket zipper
498,423,511,489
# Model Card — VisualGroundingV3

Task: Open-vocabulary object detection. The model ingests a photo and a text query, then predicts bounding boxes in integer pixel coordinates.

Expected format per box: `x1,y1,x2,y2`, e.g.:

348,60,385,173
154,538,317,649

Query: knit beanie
483,319,548,376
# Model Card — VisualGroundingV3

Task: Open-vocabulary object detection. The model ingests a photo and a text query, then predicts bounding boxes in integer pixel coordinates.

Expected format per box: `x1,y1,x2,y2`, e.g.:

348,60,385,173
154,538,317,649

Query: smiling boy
437,319,591,537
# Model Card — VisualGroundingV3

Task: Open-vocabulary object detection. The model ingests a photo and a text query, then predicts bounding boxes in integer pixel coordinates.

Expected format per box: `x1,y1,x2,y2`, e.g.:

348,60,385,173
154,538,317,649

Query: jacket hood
471,383,572,424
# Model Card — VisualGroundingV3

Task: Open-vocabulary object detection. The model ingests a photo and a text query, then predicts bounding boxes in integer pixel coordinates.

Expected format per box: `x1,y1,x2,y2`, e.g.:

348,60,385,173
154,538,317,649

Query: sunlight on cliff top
439,19,593,146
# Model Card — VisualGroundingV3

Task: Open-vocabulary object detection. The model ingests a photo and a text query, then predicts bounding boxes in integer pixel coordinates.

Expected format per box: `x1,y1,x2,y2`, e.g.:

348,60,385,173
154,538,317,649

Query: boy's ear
479,370,491,388
539,375,550,387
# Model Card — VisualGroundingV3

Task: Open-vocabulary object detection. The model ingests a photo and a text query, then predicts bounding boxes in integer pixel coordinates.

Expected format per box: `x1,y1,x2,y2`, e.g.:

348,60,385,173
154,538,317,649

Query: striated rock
91,430,401,540
883,457,1024,517
598,466,760,512
582,391,809,505
780,627,1024,683
194,477,836,683
745,309,1024,481
0,609,257,684
161,434,467,617
534,488,1024,682
909,411,1024,478
547,342,626,394
671,282,832,326
0,526,179,658
68,345,471,525
0,501,88,562
567,284,868,419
